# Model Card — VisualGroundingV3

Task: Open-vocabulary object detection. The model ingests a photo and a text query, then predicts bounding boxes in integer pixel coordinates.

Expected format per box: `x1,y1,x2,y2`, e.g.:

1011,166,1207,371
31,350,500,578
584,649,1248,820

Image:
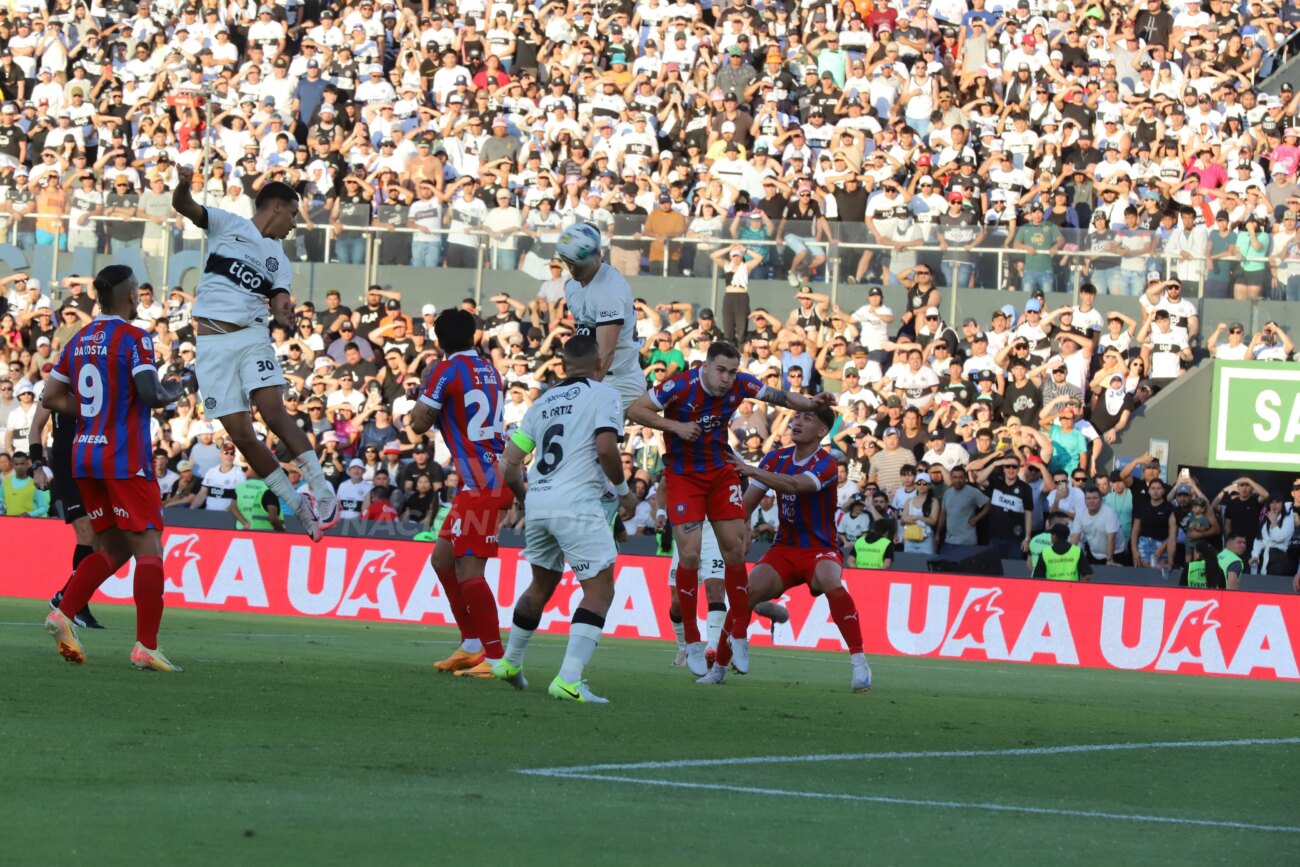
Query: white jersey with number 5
192,206,293,329
514,377,623,512
565,264,644,409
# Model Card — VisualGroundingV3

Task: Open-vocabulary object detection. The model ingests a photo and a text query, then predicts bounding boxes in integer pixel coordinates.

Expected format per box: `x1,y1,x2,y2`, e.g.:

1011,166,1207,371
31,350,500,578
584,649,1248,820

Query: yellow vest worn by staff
1040,544,1083,581
854,535,891,569
3,474,36,516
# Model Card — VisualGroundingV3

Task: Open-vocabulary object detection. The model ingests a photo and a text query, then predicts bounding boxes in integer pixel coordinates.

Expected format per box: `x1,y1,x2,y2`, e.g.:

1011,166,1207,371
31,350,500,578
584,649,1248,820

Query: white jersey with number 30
192,206,293,329
515,377,623,512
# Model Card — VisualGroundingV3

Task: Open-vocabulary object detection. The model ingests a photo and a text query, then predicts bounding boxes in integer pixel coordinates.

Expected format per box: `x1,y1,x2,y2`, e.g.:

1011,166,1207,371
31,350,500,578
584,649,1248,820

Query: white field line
523,772,1300,834
519,738,1300,834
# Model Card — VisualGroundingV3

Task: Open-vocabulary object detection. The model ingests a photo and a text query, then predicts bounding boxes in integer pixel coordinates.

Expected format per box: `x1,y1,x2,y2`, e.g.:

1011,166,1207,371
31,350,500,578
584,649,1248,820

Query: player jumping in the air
172,165,337,541
628,341,834,676
40,265,185,671
495,335,638,702
555,222,644,527
409,309,513,678
30,399,103,629
700,407,872,691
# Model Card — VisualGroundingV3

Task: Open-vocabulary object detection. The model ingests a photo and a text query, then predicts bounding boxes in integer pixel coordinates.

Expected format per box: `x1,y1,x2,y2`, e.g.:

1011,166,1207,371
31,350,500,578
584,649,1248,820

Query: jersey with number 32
50,315,157,481
419,350,505,491
514,377,622,511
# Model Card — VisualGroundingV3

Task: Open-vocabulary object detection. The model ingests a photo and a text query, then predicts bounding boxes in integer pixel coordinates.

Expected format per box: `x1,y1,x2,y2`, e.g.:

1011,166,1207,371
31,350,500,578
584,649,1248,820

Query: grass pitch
3,598,1298,866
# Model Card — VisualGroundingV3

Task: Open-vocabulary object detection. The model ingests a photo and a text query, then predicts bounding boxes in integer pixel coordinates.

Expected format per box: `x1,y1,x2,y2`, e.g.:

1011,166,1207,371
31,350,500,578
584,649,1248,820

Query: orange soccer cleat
434,648,486,673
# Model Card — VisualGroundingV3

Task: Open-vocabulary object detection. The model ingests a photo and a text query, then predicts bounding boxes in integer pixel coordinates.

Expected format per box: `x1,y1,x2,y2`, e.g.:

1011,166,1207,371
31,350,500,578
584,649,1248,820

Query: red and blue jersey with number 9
51,315,157,481
758,446,839,550
649,367,766,474
418,350,505,491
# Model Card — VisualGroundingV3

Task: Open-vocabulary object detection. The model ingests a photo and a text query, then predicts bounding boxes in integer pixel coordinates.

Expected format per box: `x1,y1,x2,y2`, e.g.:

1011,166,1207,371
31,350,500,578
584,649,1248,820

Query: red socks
674,566,700,643
458,576,503,660
716,563,752,668
58,549,118,617
436,565,474,643
134,556,164,649
826,586,864,655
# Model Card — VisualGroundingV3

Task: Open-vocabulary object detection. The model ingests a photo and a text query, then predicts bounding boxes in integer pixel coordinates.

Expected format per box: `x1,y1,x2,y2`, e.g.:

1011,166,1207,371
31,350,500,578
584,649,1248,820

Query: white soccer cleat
729,638,750,675
671,646,688,667
685,641,708,676
696,663,727,685
851,659,873,693
314,491,341,531
293,492,323,543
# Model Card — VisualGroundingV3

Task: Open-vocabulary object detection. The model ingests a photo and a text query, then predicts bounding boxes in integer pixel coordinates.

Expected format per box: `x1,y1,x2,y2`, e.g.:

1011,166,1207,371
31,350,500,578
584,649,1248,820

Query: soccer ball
556,223,601,266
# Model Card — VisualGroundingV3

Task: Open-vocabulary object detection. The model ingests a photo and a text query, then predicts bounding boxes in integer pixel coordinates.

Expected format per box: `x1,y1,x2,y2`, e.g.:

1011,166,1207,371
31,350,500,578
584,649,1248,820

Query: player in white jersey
556,222,644,413
172,166,337,541
555,222,645,528
493,336,638,703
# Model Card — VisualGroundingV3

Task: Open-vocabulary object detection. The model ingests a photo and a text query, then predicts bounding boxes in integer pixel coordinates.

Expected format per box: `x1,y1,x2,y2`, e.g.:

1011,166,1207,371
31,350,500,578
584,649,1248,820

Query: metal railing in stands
8,213,1281,324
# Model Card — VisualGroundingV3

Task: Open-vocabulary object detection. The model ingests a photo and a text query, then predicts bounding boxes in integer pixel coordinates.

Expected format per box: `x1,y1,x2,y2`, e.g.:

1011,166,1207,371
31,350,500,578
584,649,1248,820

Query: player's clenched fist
175,165,194,187
670,420,702,442
810,391,836,408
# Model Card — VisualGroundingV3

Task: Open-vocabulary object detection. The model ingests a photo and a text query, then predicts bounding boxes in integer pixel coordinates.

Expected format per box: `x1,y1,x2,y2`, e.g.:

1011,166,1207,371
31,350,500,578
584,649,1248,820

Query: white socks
558,623,602,683
672,620,686,650
504,628,533,666
293,450,332,499
461,639,483,654
263,468,301,510
706,608,726,652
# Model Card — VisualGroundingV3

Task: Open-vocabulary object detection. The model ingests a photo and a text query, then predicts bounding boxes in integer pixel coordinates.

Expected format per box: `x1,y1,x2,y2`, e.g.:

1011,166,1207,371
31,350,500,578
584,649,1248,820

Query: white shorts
609,371,647,418
523,505,618,581
669,520,724,585
196,327,285,418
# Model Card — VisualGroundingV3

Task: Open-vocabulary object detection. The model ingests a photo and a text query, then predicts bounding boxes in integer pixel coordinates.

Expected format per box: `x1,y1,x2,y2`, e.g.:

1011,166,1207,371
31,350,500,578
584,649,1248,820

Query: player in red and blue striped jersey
700,407,872,692
40,265,186,672
628,340,834,676
409,309,513,678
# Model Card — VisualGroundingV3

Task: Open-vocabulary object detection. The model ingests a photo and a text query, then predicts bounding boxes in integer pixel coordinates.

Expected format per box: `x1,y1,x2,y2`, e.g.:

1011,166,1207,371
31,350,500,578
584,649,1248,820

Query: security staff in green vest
854,519,896,569
229,469,285,532
1027,511,1069,573
1032,523,1093,582
1,452,49,517
1214,532,1248,590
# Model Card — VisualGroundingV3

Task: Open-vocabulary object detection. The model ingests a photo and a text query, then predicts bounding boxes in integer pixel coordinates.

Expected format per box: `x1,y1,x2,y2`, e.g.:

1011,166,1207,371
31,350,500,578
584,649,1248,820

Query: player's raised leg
171,168,330,540
697,562,783,685
710,516,752,674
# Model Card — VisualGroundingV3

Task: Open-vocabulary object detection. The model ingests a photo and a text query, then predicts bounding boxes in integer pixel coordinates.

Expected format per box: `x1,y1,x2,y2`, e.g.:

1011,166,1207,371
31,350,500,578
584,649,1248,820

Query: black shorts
49,467,85,524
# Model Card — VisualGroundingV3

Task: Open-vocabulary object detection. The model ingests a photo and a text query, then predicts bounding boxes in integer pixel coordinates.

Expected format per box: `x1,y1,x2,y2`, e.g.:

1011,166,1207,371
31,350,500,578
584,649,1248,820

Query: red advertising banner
3,518,1297,681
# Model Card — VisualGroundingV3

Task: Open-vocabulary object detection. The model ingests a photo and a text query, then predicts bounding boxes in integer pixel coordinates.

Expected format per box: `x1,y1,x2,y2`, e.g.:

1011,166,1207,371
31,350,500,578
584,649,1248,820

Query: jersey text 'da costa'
50,315,157,480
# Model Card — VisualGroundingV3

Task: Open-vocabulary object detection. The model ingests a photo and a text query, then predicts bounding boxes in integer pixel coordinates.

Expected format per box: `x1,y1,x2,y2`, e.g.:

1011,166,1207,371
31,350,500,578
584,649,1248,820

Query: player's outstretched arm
172,165,208,229
626,391,701,442
761,386,836,412
728,453,819,496
133,370,183,409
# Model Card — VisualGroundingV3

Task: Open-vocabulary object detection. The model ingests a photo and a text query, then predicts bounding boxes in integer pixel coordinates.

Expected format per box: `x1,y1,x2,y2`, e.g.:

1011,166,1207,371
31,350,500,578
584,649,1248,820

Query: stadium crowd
0,0,1298,587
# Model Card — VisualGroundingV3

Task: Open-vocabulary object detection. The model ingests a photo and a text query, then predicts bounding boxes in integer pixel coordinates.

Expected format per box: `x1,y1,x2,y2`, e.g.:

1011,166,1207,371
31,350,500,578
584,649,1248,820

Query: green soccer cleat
492,658,528,690
548,676,608,704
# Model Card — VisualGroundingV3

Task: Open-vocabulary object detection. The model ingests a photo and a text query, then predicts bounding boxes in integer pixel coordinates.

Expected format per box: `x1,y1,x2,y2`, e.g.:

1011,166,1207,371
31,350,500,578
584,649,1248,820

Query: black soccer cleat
75,607,105,629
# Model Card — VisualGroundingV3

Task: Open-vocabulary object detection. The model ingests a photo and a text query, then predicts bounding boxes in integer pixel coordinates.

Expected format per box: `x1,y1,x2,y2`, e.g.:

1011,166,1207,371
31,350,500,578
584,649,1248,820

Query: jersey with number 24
418,350,505,491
